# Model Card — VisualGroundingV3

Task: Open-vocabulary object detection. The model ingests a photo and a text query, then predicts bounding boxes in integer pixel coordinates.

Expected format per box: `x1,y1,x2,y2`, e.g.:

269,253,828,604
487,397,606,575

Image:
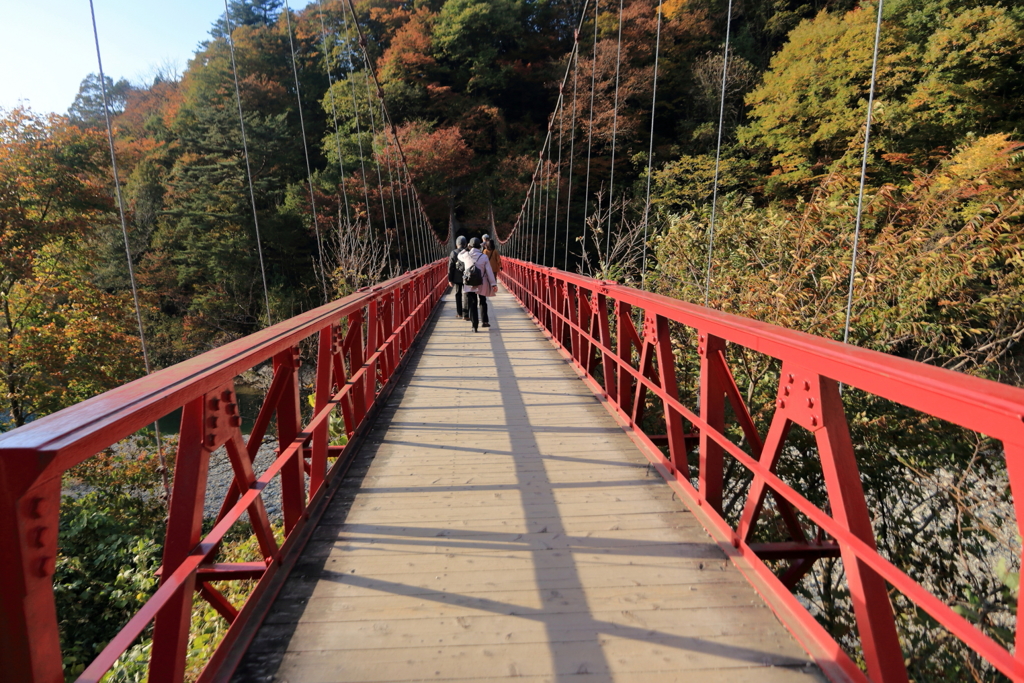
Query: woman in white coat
458,237,497,332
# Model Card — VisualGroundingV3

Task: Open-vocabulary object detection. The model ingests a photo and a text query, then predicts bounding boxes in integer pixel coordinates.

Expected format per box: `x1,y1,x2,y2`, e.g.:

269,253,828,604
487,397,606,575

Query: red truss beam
0,261,447,683
500,259,1024,683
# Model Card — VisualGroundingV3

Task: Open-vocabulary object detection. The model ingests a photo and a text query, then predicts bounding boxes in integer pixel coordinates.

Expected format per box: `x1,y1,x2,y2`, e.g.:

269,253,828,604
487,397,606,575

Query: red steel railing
0,261,446,683
500,258,1024,683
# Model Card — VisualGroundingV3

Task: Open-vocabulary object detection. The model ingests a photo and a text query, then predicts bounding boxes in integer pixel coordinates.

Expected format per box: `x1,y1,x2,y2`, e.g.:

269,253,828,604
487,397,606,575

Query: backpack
463,254,484,286
447,249,464,283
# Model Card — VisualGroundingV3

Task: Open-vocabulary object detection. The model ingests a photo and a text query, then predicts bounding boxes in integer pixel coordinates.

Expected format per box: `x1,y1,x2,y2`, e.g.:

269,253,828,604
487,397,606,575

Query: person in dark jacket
448,236,469,319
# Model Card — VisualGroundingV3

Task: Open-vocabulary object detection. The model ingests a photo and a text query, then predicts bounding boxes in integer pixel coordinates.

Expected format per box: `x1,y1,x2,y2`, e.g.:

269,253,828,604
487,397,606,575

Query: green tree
210,0,283,38
433,0,524,93
67,74,135,130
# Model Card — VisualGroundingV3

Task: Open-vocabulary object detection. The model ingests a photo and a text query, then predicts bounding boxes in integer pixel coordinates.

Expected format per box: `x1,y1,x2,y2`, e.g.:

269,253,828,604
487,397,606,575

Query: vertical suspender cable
339,3,375,240
553,96,565,268
843,0,885,346
582,0,599,273
283,0,328,300
535,166,544,263
223,0,273,324
640,0,663,290
703,0,733,307
565,46,580,271
359,65,393,260
525,177,532,262
316,1,353,228
543,144,552,266
345,0,447,263
88,0,169,502
504,1,590,268
528,178,536,263
404,167,424,267
604,0,625,264
389,137,415,272
533,168,539,264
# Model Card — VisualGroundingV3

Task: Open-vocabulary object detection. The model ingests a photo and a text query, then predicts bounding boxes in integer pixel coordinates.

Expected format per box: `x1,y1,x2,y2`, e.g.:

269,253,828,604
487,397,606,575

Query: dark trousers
465,292,480,330
451,282,464,317
479,296,489,325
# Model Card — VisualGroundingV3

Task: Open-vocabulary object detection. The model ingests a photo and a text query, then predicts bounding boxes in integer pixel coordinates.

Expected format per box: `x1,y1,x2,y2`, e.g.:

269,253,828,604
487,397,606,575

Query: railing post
0,465,62,683
273,347,305,533
698,332,727,512
566,283,580,362
346,309,367,426
814,373,908,683
364,300,379,411
312,325,333,496
616,301,633,417
654,314,688,478
596,293,616,402
1001,443,1024,662
149,396,211,683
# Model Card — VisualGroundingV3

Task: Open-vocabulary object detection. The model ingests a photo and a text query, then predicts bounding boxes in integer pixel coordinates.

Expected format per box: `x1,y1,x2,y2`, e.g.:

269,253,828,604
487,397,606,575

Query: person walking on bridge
459,237,496,332
483,234,502,285
448,236,468,319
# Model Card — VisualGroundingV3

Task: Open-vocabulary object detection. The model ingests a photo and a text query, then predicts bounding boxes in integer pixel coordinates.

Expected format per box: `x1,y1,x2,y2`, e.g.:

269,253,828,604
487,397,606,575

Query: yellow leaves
934,133,1024,192
659,0,688,21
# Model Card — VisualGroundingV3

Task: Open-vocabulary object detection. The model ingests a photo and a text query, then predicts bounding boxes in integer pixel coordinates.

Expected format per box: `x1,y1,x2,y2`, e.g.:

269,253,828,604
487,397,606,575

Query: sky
0,0,310,115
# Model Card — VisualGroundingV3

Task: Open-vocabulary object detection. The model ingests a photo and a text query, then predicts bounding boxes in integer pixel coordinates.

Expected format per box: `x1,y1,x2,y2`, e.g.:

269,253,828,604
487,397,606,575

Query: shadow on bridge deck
232,289,825,683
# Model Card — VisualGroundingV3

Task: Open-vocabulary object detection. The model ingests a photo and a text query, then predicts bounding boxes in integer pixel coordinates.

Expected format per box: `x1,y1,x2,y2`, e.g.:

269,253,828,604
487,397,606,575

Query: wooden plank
232,291,823,682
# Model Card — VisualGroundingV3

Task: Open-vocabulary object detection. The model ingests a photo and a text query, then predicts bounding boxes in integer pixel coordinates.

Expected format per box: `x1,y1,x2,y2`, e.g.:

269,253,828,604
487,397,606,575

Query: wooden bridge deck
233,289,825,682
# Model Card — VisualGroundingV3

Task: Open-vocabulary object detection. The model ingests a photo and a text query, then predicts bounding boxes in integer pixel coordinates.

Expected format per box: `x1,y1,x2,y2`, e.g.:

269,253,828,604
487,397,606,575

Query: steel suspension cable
343,0,447,260
553,94,566,267
223,0,273,324
703,0,734,307
534,165,544,263
88,0,169,501
338,4,375,240
543,143,553,266
388,135,415,271
565,46,581,271
358,60,395,276
503,1,591,257
315,0,353,228
640,0,664,289
843,0,885,346
403,166,424,267
582,0,599,273
283,0,328,299
604,0,625,264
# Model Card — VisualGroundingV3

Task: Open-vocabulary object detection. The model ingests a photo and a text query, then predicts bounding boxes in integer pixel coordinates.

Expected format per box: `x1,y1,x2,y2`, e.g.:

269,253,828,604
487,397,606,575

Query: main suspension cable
223,0,273,324
640,0,664,290
703,0,734,307
88,0,169,502
843,0,885,346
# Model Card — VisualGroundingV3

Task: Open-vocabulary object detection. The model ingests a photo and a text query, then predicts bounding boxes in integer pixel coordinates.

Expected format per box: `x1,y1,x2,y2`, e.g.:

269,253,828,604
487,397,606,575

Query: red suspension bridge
3,0,1024,680
2,259,1024,682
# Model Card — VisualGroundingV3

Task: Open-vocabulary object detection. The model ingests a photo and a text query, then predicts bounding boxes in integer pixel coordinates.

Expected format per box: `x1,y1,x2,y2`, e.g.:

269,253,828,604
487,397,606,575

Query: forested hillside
2,0,1024,679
